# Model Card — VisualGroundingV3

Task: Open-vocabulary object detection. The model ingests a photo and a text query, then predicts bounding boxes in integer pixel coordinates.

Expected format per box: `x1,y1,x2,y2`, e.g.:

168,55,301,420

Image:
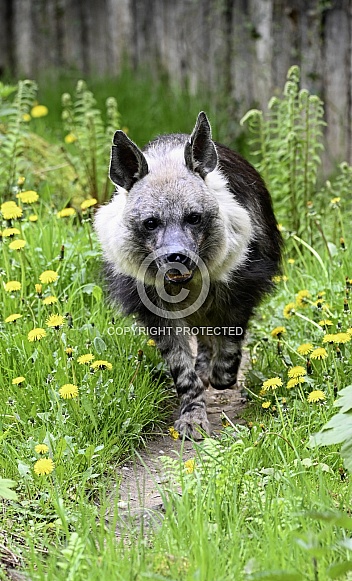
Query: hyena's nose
167,253,191,266
163,252,195,284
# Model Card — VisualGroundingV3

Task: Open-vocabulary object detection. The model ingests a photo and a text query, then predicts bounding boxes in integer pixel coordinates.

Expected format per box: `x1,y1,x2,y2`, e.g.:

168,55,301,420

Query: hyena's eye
185,212,202,225
143,217,160,231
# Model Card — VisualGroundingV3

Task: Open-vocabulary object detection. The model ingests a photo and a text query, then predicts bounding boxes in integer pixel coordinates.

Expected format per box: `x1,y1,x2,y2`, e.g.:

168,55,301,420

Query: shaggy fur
95,112,282,438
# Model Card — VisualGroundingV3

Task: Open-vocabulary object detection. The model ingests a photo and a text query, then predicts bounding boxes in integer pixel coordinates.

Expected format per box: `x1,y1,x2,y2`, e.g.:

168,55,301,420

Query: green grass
33,68,247,152
1,69,352,580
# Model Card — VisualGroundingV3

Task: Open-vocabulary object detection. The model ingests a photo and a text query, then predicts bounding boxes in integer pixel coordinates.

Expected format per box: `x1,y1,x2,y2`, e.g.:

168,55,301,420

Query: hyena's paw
174,409,210,440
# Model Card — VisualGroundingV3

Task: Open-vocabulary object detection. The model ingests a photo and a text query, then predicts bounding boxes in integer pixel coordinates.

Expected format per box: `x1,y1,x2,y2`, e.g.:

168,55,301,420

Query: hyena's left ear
110,130,149,191
184,112,218,178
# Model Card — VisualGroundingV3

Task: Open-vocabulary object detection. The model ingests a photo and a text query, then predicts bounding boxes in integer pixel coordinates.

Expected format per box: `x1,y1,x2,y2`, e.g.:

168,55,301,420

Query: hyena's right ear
110,130,149,191
184,112,218,179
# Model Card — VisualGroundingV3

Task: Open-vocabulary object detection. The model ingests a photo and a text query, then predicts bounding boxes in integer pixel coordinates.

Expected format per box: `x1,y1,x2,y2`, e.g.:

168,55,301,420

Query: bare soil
110,359,248,534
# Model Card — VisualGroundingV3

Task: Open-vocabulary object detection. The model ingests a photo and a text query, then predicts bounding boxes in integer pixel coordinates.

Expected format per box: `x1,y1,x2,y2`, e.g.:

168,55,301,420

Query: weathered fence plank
0,0,351,165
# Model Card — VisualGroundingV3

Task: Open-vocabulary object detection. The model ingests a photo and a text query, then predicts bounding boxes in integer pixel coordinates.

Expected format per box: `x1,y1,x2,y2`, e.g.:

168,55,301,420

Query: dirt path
110,360,248,533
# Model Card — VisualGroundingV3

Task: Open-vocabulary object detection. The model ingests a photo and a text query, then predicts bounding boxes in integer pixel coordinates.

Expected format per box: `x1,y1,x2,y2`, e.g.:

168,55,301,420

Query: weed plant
1,69,352,579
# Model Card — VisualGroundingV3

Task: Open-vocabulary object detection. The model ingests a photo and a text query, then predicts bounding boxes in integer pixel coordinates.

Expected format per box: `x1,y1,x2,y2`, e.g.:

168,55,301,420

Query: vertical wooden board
30,0,61,75
13,0,33,76
0,0,13,74
299,0,323,96
230,0,256,113
106,0,133,74
348,0,352,163
250,0,274,110
271,0,300,93
61,0,86,73
324,3,349,165
84,0,111,76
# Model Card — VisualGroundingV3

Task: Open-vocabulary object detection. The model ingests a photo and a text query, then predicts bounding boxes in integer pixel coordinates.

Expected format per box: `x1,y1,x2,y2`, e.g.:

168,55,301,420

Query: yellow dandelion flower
333,332,351,344
39,270,58,284
35,283,43,296
297,343,313,355
282,275,288,282
169,426,180,440
57,208,76,218
330,197,340,205
270,326,286,338
2,227,21,237
310,347,328,360
184,459,196,473
27,327,46,342
283,302,296,318
42,295,58,305
59,383,79,399
1,205,23,220
322,334,335,344
288,366,306,378
261,401,271,409
318,319,333,327
22,113,31,122
31,105,48,118
77,353,95,365
287,376,305,389
296,289,311,308
80,198,97,210
147,339,156,347
258,388,267,397
12,376,25,385
64,132,77,144
9,239,26,250
272,275,281,283
33,458,54,475
307,390,326,403
5,313,22,323
35,444,49,454
90,360,113,371
262,377,283,391
29,214,38,222
46,314,65,329
17,176,25,185
65,347,73,357
16,190,39,204
4,281,21,292
287,258,295,265
323,333,350,344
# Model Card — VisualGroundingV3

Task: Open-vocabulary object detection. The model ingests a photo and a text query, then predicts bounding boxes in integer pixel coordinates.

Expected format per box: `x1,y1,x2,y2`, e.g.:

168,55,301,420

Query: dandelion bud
61,93,72,106
340,237,345,249
106,97,116,108
344,298,350,312
59,244,65,261
137,349,143,361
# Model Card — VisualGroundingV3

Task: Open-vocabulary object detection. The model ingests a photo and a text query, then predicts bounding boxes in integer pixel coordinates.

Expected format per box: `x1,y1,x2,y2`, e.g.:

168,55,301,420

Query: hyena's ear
110,130,149,191
184,112,218,178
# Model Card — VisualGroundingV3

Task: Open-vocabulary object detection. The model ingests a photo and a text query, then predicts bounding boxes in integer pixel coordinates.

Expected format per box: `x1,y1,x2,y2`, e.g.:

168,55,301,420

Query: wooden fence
0,0,351,166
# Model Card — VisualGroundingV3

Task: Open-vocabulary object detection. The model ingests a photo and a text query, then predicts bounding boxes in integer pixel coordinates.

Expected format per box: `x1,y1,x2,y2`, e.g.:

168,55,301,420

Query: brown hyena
95,112,282,438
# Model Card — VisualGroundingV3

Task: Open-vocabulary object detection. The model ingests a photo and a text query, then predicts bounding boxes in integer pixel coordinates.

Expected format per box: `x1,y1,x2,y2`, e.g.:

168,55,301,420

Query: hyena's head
94,112,252,286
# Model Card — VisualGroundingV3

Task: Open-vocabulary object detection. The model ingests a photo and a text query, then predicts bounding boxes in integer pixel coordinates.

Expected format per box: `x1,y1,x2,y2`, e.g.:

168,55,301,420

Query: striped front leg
209,337,242,390
158,334,210,439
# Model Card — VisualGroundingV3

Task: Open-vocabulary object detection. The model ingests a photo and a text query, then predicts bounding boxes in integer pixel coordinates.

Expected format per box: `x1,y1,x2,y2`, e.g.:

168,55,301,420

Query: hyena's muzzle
154,228,199,284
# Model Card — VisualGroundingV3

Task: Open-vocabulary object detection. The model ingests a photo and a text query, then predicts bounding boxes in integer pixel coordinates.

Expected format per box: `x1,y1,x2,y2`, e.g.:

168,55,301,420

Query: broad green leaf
332,385,352,413
328,561,352,579
0,477,18,500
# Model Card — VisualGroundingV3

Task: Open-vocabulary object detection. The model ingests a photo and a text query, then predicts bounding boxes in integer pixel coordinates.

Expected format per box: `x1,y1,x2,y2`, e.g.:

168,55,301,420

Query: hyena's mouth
165,269,194,284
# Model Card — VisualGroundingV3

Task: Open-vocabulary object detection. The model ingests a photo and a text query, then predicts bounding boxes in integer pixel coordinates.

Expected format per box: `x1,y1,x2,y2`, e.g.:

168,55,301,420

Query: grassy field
1,68,352,580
